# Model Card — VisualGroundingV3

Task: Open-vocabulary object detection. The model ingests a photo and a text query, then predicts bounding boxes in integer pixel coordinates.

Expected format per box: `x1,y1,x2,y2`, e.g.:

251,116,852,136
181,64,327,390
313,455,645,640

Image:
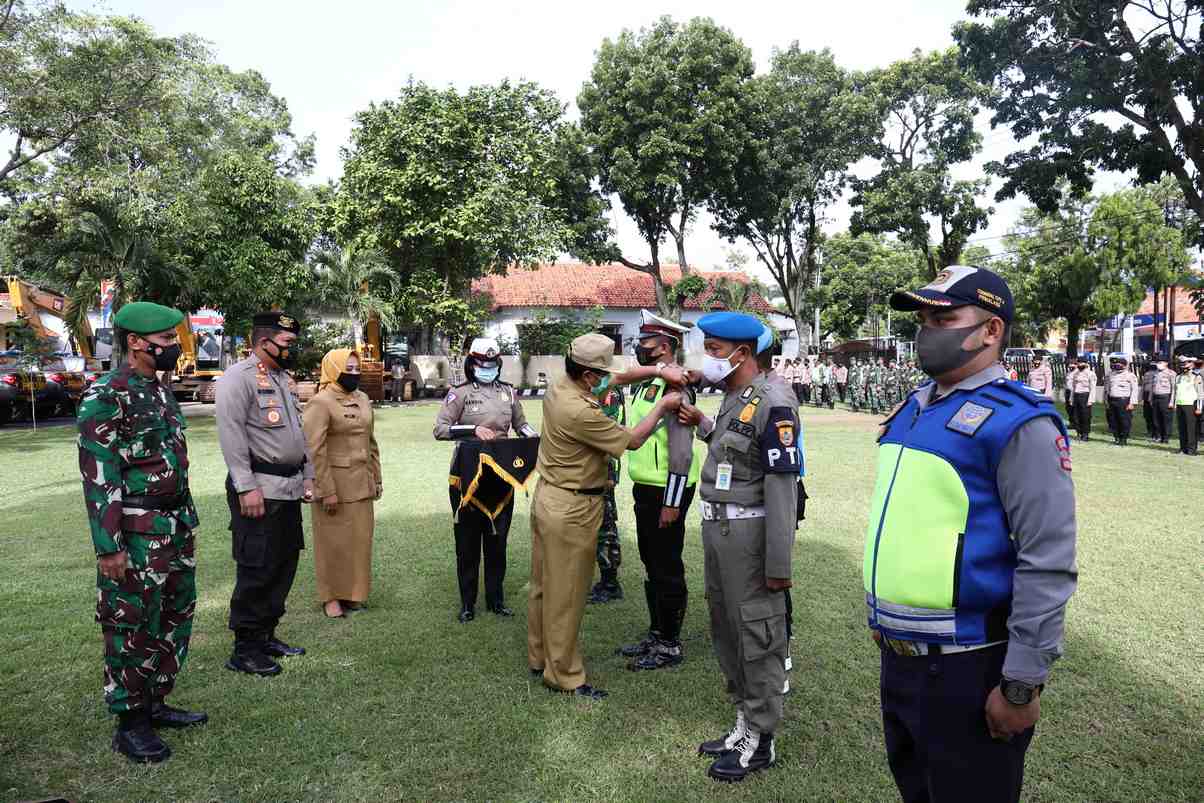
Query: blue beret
697,312,764,342
756,324,774,354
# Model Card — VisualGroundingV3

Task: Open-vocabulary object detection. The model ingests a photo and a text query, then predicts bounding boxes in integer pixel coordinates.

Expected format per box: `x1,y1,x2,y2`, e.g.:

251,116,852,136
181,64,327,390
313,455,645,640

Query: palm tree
710,277,755,312
311,242,400,348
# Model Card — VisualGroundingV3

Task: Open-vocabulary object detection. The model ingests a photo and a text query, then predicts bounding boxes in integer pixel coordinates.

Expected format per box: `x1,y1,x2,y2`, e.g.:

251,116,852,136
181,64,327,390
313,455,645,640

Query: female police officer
434,338,537,623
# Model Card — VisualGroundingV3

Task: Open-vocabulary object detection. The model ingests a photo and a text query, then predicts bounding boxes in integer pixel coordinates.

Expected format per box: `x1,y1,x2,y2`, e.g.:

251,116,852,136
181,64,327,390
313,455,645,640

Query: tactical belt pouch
250,456,305,477
123,493,184,510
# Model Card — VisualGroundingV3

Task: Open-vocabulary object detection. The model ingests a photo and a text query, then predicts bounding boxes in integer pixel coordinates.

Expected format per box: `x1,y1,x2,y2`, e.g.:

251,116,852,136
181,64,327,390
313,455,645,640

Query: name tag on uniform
715,462,733,491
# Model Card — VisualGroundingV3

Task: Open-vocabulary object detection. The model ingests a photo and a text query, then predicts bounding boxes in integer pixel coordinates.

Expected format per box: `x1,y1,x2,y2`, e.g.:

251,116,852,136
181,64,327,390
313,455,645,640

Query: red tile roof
1136,286,1202,323
472,262,776,314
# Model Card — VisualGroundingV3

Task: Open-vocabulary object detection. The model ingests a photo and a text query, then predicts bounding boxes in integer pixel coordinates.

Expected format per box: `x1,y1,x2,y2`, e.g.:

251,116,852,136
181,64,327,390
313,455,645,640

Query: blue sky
73,0,1128,275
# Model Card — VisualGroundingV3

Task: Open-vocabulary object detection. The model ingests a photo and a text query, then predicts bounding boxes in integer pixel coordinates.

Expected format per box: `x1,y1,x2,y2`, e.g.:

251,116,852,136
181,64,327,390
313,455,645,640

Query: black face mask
915,320,989,378
634,344,659,366
145,342,182,371
264,338,296,369
337,372,360,392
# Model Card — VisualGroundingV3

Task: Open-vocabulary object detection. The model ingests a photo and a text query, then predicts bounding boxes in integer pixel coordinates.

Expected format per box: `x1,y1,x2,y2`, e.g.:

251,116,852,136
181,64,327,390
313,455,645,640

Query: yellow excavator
171,311,228,403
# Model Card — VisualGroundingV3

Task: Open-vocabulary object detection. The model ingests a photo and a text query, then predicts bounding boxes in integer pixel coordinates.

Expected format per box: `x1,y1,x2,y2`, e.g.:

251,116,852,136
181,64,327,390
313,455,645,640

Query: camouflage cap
113,302,185,335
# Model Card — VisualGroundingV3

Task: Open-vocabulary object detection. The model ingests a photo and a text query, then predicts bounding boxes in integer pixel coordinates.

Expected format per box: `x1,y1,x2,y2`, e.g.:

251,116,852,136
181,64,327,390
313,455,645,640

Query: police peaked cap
113,302,184,335
252,311,301,334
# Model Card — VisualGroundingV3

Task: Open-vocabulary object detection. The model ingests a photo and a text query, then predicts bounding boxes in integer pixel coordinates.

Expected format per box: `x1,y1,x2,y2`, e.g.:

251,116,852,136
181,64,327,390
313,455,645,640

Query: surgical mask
702,347,745,386
634,344,659,366
474,364,499,384
145,342,181,372
589,372,612,396
264,338,296,370
915,320,989,378
337,372,360,392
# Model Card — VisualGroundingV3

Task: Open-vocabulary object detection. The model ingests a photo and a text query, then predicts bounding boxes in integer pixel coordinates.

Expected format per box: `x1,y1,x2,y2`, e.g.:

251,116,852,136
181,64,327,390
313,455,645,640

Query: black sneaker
264,637,305,657
150,701,208,728
225,650,282,677
618,633,658,657
707,729,775,782
628,639,684,671
587,583,611,604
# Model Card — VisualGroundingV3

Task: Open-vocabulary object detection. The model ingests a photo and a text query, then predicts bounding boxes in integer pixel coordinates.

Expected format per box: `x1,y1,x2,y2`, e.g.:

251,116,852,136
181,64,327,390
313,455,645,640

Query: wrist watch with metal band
999,677,1043,705
655,362,666,376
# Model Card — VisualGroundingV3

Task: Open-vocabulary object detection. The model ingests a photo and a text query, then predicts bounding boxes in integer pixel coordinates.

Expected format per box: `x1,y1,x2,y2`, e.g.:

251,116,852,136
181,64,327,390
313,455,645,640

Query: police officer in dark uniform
434,338,537,622
217,312,313,677
867,266,1078,803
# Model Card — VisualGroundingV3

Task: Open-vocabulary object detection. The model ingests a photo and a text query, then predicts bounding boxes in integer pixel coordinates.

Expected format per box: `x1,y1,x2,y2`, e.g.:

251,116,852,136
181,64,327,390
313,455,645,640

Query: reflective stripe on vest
627,377,702,487
862,379,1068,645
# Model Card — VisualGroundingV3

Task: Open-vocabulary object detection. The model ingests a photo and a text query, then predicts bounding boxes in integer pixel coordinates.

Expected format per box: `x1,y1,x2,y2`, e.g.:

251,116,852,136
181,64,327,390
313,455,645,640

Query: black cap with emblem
252,311,301,334
889,265,1015,325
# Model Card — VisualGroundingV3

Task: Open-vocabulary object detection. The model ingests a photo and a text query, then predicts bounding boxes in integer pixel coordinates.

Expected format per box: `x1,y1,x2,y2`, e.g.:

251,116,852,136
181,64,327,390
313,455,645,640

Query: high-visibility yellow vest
626,377,701,487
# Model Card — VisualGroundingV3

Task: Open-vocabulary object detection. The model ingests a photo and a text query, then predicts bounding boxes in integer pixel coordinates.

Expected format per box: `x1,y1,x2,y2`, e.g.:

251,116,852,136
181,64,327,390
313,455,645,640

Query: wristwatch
999,677,1040,705
655,362,666,377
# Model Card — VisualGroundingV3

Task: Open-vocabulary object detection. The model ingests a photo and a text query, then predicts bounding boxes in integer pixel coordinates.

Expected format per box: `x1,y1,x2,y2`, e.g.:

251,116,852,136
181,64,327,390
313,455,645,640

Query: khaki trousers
702,516,788,733
527,482,602,691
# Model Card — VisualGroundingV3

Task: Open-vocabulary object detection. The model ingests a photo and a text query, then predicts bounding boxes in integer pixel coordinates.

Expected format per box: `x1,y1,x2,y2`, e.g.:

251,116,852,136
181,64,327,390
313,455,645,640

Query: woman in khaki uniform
303,349,382,619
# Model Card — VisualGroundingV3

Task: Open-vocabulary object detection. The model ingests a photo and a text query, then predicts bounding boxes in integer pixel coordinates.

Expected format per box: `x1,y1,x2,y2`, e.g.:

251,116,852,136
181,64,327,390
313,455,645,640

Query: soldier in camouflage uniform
849,358,864,412
825,357,839,409
77,302,207,764
867,358,884,414
589,385,626,603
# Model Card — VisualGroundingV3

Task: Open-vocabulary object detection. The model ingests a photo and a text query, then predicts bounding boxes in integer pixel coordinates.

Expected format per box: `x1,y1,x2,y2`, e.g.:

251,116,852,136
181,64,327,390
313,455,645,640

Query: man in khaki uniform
1027,354,1054,399
528,334,681,700
676,312,799,782
216,312,314,677
1150,357,1175,443
1103,354,1139,446
1067,359,1096,441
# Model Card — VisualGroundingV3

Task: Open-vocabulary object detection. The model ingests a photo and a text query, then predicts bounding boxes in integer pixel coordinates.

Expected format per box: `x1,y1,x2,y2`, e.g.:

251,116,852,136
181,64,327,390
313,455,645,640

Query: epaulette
980,378,1046,408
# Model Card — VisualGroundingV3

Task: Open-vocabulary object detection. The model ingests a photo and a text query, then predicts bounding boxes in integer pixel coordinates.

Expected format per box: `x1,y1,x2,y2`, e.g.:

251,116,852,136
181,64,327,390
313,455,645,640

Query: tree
817,233,922,341
956,2,1204,227
850,48,992,280
709,46,880,351
310,241,399,347
1004,186,1189,357
579,16,755,311
0,2,199,190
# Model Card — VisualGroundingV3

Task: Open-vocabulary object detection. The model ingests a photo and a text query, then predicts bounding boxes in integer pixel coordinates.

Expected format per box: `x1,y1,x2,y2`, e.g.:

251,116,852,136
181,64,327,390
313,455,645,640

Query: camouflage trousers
96,531,196,714
595,487,621,578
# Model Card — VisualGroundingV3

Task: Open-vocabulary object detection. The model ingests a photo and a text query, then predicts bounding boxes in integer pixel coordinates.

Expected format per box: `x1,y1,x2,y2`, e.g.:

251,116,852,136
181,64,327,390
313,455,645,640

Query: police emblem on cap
278,315,295,329
946,401,993,436
485,347,498,358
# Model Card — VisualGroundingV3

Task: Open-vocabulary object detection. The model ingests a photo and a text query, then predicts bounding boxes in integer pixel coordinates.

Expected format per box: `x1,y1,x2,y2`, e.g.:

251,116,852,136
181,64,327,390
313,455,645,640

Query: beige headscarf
318,348,358,391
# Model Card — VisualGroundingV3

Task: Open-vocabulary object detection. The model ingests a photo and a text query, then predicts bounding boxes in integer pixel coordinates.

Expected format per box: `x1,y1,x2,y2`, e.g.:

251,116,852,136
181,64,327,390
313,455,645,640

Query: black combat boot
112,708,171,763
147,688,207,728
631,587,686,669
458,606,475,623
707,727,775,782
601,568,623,601
226,633,282,676
587,581,611,604
698,708,747,757
628,638,683,671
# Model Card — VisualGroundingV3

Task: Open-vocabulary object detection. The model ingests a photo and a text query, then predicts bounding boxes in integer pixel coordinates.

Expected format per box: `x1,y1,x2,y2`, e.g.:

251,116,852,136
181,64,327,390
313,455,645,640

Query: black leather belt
123,494,184,510
251,457,305,477
545,483,604,496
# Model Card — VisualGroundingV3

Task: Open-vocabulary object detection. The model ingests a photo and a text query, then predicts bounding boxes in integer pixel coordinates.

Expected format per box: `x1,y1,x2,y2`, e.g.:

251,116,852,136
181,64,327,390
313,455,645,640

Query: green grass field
0,398,1200,802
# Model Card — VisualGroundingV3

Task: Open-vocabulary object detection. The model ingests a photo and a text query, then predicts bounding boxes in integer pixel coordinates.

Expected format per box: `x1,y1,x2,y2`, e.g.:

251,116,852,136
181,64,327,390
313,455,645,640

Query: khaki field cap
570,333,625,372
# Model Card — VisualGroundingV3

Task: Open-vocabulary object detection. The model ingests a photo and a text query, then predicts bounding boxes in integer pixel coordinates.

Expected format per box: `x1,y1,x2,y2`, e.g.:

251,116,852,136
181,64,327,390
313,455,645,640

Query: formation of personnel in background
675,311,799,783
526,334,684,700
835,359,848,403
433,338,537,623
1027,353,1054,399
1171,355,1203,455
868,265,1078,803
1067,358,1096,441
1147,356,1175,443
587,381,625,603
1103,354,1140,446
848,358,864,411
78,302,207,763
824,356,839,408
615,310,698,671
795,357,810,404
216,312,313,677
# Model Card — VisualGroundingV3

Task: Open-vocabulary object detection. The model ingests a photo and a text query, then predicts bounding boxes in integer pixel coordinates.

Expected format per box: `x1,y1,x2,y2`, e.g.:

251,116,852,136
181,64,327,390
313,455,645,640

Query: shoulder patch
740,385,755,401
946,401,994,436
759,406,801,473
444,390,457,404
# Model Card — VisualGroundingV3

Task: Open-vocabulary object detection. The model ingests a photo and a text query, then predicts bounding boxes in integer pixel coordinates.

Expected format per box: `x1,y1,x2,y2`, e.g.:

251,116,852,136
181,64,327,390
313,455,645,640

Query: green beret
113,302,185,335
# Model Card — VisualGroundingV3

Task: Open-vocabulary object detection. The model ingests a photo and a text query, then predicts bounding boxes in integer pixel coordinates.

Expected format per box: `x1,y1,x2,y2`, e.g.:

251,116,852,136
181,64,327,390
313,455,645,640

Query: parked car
1173,339,1204,361
0,365,45,427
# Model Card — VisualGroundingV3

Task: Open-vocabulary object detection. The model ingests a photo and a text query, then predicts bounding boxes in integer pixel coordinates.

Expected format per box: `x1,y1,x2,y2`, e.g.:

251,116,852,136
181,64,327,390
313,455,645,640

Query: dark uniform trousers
1152,395,1172,441
1071,393,1092,437
226,477,303,642
702,516,787,734
881,643,1034,803
1175,406,1199,454
1141,394,1155,435
1106,398,1132,440
632,482,696,640
449,487,513,609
